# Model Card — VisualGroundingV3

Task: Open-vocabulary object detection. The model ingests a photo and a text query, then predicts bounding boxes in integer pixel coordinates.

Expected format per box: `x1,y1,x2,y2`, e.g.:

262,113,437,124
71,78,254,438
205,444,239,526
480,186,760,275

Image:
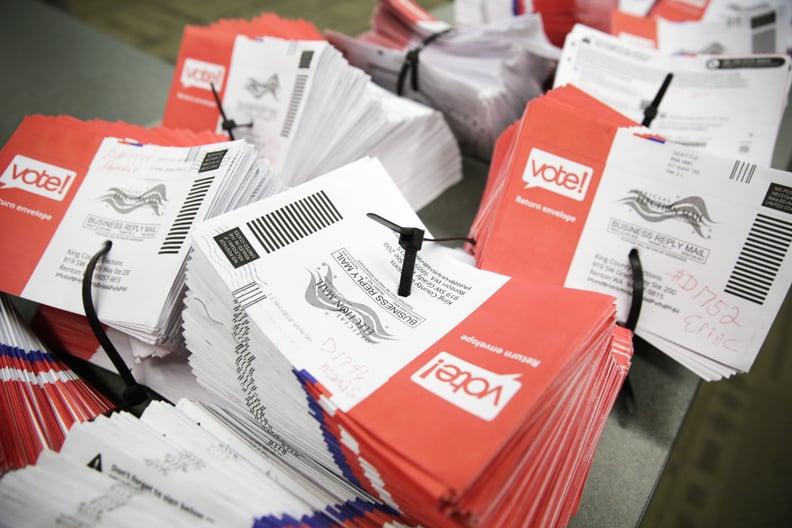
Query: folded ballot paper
162,14,461,211
554,24,792,167
181,156,631,526
325,0,560,160
0,115,283,357
0,399,414,527
470,84,792,380
0,293,113,474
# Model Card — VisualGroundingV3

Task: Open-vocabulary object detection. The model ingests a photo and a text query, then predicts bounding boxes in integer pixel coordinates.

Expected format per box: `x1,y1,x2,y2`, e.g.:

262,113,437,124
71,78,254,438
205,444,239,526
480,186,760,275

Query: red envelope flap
477,93,628,283
346,278,615,500
611,10,659,46
162,25,237,132
649,0,711,21
0,116,103,294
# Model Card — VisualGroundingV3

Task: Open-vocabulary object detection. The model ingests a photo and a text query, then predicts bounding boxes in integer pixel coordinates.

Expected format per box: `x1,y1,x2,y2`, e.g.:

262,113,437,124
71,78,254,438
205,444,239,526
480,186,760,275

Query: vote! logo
411,351,521,421
180,58,225,91
523,148,593,201
0,155,76,201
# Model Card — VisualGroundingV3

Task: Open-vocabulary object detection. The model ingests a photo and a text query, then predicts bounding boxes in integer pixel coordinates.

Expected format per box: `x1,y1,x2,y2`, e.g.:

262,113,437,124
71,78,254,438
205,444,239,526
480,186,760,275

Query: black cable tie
396,28,451,96
616,247,644,415
426,235,477,245
367,212,471,297
82,240,148,410
642,73,673,128
210,82,253,140
623,248,644,332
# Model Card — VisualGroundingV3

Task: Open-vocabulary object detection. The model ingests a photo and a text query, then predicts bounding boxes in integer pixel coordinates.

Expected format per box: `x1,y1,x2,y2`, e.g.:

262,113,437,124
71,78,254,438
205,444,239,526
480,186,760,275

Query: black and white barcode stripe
280,74,307,138
246,190,341,253
729,160,757,184
233,282,266,310
751,11,777,53
184,146,201,163
724,213,792,304
158,175,214,255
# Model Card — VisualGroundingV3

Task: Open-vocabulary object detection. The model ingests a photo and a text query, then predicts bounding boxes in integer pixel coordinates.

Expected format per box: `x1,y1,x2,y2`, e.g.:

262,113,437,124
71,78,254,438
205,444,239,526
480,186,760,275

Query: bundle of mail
177,157,632,527
612,0,791,54
468,84,792,380
0,292,113,474
0,156,632,526
162,11,462,211
0,399,413,527
554,23,792,167
0,116,284,357
454,0,617,45
325,0,560,160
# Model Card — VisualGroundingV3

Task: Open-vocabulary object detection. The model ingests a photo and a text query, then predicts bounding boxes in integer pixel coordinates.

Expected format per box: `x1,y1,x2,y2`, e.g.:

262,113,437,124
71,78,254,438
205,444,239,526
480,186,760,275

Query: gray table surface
4,1,788,526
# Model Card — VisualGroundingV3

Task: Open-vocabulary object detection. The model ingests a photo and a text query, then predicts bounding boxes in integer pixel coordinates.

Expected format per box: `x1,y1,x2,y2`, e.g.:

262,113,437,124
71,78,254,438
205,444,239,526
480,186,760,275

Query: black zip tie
616,248,644,415
210,82,253,140
396,28,452,96
367,212,473,297
642,73,673,128
628,71,666,412
82,240,150,411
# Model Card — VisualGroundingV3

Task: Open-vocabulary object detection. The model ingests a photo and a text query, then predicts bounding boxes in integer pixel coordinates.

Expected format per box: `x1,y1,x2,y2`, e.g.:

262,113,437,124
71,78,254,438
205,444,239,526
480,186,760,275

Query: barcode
184,146,201,163
299,50,314,69
751,10,776,53
729,160,756,184
233,282,266,310
246,190,342,253
158,175,214,255
724,213,792,304
280,74,307,138
199,149,228,173
752,28,776,53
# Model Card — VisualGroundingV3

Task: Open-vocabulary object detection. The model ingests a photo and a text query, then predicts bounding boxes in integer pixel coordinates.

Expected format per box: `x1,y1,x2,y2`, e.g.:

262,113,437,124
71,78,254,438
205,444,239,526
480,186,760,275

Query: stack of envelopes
0,398,412,526
325,0,561,160
611,4,790,55
455,0,617,47
468,84,792,379
162,12,462,211
0,293,112,473
0,116,283,356
182,156,632,526
553,24,792,167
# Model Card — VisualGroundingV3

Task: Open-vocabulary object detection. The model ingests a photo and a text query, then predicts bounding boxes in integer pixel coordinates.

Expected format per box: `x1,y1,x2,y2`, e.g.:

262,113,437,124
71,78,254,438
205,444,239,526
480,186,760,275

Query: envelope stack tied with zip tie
180,156,632,527
325,0,561,160
468,84,792,380
553,23,792,167
0,116,284,358
162,11,462,211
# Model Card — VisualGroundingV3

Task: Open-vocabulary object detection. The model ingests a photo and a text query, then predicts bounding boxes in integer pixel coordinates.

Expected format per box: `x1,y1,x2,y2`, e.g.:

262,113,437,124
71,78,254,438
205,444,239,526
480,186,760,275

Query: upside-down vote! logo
411,352,522,421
